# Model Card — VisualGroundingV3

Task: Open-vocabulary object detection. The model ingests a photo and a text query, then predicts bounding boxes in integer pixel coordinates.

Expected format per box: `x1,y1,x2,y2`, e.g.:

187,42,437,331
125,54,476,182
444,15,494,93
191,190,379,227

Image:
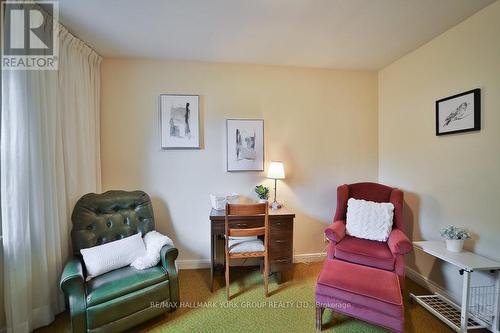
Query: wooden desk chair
225,203,269,300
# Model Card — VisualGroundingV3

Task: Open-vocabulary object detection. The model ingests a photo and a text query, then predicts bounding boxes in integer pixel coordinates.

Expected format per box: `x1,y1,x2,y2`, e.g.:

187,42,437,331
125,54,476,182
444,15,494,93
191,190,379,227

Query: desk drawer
269,246,292,261
270,219,292,232
269,235,292,254
269,217,293,269
269,231,292,264
228,220,262,229
270,257,292,272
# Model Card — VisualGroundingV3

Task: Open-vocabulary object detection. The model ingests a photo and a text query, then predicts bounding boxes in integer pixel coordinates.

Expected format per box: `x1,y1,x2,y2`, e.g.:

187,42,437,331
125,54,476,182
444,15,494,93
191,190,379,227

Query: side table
411,241,500,333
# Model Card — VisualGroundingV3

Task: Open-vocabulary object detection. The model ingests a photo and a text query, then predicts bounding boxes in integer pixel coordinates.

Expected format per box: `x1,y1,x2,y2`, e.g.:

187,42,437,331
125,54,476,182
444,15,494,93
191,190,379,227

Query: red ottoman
315,259,404,332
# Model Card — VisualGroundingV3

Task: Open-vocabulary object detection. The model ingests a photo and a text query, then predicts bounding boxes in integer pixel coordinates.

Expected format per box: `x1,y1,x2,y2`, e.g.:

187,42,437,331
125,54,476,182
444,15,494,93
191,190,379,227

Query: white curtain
1,24,101,332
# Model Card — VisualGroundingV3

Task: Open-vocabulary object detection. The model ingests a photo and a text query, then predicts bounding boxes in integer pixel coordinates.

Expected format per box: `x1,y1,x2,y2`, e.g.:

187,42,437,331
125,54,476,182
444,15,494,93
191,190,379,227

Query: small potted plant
254,185,270,203
440,225,471,252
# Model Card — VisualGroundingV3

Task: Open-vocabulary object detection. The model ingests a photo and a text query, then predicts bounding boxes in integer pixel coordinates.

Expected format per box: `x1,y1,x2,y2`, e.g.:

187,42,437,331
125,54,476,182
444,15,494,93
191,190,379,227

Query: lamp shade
267,161,285,179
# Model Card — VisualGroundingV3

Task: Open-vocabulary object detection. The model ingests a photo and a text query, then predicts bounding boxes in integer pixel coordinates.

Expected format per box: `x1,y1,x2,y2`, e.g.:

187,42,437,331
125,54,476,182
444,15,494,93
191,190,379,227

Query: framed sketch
436,89,480,136
226,119,264,171
160,94,200,149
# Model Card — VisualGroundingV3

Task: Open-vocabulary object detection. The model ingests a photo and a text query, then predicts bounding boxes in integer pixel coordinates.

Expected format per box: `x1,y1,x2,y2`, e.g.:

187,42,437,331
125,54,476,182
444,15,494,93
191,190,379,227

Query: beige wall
379,1,500,300
101,59,378,261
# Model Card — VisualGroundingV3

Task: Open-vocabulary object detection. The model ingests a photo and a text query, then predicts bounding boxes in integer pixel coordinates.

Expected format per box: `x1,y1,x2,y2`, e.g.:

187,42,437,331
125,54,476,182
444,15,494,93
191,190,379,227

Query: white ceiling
58,0,495,70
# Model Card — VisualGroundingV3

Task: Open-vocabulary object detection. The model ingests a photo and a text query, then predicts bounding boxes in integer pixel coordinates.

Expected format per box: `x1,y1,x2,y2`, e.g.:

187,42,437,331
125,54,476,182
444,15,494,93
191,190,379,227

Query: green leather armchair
60,190,179,333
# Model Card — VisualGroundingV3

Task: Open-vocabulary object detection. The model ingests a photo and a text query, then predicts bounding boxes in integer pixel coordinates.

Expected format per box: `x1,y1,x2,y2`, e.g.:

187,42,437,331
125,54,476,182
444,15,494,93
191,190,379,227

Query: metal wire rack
468,285,498,325
410,293,484,330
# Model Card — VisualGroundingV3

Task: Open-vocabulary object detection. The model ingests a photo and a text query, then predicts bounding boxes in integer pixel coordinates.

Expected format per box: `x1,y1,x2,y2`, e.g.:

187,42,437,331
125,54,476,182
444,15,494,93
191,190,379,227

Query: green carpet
141,263,389,333
36,262,464,332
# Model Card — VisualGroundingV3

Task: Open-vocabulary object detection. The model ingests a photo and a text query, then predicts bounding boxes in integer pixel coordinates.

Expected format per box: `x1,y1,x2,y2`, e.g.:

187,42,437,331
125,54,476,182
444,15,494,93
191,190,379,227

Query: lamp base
270,201,282,210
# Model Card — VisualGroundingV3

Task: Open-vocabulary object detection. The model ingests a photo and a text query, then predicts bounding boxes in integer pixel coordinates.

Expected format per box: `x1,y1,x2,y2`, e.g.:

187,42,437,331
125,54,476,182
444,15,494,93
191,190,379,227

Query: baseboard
176,259,211,270
176,252,326,270
405,266,456,302
293,252,326,263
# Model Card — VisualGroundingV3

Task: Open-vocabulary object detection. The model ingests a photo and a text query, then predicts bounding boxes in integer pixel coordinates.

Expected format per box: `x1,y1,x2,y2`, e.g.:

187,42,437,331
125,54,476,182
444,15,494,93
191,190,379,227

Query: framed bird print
436,89,480,136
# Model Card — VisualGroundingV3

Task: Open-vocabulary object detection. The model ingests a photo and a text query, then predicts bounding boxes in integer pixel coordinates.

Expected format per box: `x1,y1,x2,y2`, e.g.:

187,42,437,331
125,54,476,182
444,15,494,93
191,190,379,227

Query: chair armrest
160,244,179,308
387,229,413,255
324,220,346,244
59,257,86,333
60,257,84,289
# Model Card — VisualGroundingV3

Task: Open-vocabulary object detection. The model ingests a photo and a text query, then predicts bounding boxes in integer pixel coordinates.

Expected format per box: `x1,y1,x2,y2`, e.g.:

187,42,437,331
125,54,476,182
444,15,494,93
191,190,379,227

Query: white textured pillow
346,198,394,242
81,233,146,278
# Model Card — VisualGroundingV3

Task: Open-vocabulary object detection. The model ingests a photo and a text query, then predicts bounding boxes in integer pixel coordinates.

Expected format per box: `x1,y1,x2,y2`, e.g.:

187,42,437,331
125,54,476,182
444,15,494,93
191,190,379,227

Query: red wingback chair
325,182,412,287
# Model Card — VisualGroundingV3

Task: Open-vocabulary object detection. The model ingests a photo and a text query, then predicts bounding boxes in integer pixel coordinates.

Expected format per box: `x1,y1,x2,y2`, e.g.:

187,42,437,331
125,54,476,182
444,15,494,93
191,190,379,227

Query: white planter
258,199,268,203
446,239,464,252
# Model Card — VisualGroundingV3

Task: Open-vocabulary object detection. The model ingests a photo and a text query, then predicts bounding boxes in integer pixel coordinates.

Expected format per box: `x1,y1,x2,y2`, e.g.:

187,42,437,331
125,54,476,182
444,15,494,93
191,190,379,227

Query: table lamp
267,161,285,210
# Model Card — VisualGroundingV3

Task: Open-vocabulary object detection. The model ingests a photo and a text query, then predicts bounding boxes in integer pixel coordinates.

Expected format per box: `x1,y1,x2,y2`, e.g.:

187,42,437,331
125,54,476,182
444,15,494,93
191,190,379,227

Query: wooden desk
209,208,295,291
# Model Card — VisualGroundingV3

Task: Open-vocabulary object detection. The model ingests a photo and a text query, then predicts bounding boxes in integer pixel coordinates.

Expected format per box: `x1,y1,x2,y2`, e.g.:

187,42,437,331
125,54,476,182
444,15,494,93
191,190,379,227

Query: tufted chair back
71,190,155,255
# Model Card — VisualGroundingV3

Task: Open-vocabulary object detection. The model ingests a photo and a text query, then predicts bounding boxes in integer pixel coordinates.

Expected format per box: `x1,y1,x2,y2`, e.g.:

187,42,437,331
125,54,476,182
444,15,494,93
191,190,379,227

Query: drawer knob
275,259,288,263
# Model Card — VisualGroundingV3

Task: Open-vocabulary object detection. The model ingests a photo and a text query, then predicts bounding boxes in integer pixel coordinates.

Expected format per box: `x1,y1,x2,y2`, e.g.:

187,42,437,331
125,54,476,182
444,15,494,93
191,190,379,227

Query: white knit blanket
131,231,174,270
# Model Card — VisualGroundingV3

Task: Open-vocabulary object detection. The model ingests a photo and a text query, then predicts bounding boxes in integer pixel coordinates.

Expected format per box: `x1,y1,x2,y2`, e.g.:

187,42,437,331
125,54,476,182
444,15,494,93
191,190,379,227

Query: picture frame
436,89,480,136
226,119,264,172
160,94,200,149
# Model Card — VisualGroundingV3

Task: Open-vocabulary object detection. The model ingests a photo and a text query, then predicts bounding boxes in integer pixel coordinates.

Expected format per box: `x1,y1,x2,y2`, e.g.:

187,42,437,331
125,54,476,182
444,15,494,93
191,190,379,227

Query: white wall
379,1,500,301
101,59,378,261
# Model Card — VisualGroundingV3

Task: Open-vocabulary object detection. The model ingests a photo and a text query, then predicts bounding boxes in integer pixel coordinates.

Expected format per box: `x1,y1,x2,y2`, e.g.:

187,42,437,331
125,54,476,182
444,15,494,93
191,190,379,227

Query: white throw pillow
81,232,146,278
346,198,394,242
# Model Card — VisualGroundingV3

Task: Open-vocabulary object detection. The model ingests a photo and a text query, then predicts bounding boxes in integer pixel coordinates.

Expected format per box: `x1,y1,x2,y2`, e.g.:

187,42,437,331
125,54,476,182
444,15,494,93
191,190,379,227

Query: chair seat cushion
335,236,395,271
86,265,167,306
228,237,264,253
86,280,170,329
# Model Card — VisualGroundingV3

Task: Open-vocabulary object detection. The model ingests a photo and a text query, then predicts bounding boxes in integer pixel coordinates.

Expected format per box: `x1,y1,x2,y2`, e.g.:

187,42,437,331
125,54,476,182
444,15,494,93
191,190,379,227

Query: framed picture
160,94,200,149
226,119,264,172
436,89,480,136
